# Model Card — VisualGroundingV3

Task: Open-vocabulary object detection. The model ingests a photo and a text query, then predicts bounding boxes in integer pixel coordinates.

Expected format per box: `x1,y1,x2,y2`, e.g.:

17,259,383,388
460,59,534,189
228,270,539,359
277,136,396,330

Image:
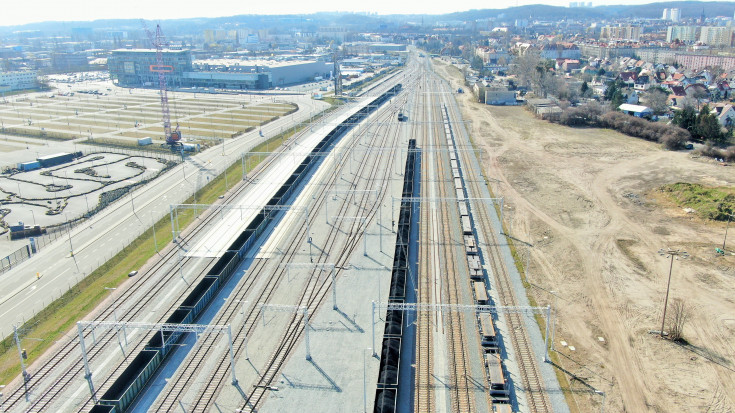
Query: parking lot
0,84,296,147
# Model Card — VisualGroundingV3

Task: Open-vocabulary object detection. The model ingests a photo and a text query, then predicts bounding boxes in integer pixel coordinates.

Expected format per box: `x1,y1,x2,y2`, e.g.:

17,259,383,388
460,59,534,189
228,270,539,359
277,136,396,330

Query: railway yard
0,51,570,413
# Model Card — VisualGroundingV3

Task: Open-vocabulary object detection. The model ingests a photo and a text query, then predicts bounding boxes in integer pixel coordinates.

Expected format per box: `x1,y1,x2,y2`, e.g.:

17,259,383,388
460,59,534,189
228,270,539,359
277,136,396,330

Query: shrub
698,143,735,162
597,112,689,149
559,101,607,126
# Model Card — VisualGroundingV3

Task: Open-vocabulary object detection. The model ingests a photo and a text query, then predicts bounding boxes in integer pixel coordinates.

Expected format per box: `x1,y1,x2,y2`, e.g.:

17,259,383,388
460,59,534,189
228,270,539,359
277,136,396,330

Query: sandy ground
435,60,735,413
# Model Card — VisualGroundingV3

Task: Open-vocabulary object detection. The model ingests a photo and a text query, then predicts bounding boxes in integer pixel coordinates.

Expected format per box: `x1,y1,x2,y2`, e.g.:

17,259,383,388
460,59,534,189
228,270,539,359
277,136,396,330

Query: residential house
711,103,735,128
618,71,637,87
634,74,651,90
618,103,653,117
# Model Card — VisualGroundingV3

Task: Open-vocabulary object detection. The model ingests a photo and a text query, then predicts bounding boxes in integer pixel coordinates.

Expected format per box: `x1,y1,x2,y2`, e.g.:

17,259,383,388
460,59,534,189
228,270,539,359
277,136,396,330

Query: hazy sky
2,0,672,27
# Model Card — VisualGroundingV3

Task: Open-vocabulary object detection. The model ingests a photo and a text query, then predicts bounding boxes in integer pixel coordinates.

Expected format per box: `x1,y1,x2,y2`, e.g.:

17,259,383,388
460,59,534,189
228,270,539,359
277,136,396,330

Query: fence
0,244,31,273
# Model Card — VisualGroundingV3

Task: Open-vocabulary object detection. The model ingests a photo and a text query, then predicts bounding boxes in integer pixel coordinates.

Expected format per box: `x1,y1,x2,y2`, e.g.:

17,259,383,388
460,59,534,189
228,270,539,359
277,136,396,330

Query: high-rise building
599,26,641,42
666,26,697,43
662,8,681,22
670,8,681,22
699,26,734,47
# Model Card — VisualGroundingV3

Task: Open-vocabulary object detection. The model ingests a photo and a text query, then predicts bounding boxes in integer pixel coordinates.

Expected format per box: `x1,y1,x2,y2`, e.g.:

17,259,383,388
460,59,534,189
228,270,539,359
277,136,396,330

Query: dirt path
434,59,735,413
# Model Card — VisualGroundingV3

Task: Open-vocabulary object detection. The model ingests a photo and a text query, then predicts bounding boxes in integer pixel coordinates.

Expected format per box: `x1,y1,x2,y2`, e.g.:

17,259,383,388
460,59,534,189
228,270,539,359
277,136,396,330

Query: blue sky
1,0,673,27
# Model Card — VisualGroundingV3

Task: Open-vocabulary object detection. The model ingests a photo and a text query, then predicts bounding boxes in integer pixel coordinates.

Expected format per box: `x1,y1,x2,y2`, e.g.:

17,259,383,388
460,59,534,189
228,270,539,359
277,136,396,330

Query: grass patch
0,108,320,386
659,182,735,221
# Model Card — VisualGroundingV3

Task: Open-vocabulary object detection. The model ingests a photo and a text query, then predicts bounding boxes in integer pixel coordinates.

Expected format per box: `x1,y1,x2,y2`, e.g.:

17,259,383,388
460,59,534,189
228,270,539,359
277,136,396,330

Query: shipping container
137,137,152,146
37,152,75,167
18,161,40,171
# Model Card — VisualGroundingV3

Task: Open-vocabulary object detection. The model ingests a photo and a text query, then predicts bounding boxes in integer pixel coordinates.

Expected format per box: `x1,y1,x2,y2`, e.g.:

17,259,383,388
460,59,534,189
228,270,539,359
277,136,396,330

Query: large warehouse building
108,49,331,90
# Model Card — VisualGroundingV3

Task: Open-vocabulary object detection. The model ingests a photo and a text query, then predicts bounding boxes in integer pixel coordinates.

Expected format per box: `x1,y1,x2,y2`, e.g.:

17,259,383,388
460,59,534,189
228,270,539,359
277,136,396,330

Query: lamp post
657,248,688,337
723,213,733,252
66,213,73,256
151,211,158,253
363,347,372,413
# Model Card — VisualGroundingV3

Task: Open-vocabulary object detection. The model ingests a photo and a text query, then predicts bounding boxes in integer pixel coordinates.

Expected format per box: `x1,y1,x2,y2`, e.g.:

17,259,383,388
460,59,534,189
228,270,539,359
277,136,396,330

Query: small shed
618,104,653,117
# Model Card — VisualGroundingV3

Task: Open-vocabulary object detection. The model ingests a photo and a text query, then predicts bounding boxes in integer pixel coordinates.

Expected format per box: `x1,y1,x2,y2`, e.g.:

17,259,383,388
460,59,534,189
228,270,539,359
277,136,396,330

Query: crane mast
142,22,181,146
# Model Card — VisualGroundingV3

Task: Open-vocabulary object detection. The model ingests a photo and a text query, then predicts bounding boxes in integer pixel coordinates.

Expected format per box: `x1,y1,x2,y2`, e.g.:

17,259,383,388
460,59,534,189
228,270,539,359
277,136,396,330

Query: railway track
143,86,408,412
414,70,435,413
2,103,337,413
430,75,475,413
443,79,552,413
225,104,405,413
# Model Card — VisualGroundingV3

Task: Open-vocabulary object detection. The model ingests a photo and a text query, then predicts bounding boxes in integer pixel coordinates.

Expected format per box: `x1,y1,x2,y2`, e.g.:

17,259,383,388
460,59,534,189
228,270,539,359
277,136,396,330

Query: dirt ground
435,60,735,413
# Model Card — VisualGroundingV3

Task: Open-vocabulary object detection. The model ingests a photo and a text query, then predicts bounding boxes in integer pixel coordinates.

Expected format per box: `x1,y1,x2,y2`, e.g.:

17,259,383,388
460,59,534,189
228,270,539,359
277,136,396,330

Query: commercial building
0,70,38,92
484,87,517,105
666,26,698,43
108,49,331,89
51,52,90,72
108,49,193,88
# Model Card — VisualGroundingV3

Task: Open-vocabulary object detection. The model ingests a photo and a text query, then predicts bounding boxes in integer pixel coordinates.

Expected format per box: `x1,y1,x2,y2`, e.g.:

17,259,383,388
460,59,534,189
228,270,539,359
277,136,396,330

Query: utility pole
657,248,688,337
723,213,733,252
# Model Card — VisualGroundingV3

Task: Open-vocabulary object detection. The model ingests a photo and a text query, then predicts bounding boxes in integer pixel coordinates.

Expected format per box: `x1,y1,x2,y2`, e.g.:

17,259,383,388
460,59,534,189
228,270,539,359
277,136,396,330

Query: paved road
0,95,328,340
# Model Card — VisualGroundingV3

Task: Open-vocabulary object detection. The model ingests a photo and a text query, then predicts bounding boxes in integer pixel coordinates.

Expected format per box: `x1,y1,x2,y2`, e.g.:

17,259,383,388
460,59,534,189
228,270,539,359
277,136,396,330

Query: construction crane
142,21,181,147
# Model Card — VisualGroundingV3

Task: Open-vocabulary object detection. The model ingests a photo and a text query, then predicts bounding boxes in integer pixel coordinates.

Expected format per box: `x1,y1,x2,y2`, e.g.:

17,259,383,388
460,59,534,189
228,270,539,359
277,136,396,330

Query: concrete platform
186,97,375,258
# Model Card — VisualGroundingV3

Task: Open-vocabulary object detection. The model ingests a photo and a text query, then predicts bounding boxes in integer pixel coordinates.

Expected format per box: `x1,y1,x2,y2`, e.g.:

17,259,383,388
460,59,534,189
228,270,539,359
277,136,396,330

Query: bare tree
667,298,690,341
511,49,542,89
646,88,670,115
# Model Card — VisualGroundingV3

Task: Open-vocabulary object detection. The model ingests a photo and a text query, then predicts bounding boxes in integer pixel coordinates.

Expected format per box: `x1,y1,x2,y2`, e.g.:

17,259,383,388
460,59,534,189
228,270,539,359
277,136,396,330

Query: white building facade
0,70,39,92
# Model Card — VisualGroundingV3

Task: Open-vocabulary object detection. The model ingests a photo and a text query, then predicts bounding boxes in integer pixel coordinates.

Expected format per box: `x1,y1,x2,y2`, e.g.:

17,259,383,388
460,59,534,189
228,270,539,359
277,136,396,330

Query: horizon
2,0,684,28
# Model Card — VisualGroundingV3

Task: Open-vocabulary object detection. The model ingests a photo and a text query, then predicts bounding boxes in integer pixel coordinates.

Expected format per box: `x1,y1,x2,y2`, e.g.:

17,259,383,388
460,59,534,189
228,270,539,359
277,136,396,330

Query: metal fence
0,244,31,273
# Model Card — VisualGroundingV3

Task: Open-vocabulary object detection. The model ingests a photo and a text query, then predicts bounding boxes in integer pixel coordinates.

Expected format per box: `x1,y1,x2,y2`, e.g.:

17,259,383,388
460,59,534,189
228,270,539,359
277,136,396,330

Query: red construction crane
142,21,181,146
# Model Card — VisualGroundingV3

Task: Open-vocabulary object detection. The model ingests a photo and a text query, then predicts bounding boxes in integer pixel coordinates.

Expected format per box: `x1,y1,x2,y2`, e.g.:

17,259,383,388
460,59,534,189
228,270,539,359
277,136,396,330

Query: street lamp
723,213,734,252
657,248,688,338
66,213,73,256
363,347,372,413
151,211,158,253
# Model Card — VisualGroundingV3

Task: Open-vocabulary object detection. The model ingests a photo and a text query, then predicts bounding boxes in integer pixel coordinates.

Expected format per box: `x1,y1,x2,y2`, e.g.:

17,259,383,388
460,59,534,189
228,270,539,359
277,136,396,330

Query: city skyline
2,0,685,28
